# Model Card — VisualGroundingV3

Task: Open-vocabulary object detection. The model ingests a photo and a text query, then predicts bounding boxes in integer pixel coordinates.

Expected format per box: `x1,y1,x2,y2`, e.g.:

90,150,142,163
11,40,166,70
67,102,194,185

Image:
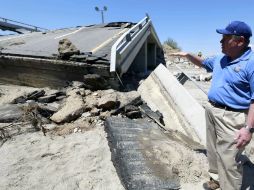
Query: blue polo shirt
202,48,254,109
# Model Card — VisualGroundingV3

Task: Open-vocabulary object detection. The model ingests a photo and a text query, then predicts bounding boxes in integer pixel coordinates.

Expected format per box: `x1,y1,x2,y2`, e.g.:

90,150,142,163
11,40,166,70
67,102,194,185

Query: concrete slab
138,64,206,145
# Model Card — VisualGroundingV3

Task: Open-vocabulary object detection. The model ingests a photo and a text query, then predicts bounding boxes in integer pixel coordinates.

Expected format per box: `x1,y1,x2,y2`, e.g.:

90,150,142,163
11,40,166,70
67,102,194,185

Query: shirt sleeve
202,56,216,72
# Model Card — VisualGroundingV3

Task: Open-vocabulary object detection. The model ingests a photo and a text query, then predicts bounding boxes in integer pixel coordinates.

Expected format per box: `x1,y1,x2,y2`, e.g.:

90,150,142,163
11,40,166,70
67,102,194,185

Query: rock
116,91,141,107
27,90,45,100
12,96,26,104
11,90,45,103
83,94,98,111
83,74,108,90
81,112,91,118
76,89,86,96
124,105,142,119
40,117,51,124
69,54,88,62
26,100,36,104
66,88,81,96
37,94,57,103
90,107,100,116
49,90,66,97
125,110,142,119
99,111,112,120
194,75,200,81
166,60,173,66
50,90,85,123
85,90,92,96
55,95,66,101
58,38,80,59
196,74,212,82
124,105,139,112
38,90,66,103
97,91,119,110
112,91,141,115
47,102,61,110
73,128,78,133
37,104,58,118
0,104,24,123
72,81,85,88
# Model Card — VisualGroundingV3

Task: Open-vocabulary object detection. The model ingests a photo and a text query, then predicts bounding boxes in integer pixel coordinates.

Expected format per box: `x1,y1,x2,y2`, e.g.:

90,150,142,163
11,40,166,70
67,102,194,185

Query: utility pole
95,6,107,24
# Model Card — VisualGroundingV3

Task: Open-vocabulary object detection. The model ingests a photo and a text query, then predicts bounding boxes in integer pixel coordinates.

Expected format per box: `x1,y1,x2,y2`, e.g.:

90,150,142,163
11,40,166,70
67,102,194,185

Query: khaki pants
205,104,247,190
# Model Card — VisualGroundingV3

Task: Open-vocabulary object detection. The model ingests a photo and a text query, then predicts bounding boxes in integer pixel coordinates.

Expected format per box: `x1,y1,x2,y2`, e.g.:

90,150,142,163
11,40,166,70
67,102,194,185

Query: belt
209,100,247,112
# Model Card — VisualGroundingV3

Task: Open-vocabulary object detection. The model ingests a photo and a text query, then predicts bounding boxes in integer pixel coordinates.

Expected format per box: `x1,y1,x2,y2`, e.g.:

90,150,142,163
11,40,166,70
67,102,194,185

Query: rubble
83,74,109,90
97,90,119,110
58,38,80,59
0,82,144,138
50,89,85,123
0,71,211,190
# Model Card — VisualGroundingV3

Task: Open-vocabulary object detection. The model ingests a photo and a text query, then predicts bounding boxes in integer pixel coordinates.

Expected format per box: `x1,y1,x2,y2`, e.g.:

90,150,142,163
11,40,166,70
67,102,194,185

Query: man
198,51,202,57
171,21,254,190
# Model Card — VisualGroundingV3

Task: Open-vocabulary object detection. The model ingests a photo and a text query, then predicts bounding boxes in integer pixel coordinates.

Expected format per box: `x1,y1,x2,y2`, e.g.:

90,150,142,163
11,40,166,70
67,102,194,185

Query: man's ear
237,36,245,47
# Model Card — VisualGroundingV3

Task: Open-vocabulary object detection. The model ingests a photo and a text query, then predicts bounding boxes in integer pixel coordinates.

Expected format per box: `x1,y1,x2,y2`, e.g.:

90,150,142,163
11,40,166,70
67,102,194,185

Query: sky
1,0,254,56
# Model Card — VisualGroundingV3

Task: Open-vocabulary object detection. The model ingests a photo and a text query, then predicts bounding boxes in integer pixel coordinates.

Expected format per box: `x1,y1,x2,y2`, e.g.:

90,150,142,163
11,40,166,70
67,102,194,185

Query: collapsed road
1,15,253,190
0,15,163,88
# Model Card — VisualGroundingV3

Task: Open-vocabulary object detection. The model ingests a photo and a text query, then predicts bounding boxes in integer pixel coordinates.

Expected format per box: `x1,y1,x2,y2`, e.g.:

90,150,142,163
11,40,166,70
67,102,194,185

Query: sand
0,124,124,190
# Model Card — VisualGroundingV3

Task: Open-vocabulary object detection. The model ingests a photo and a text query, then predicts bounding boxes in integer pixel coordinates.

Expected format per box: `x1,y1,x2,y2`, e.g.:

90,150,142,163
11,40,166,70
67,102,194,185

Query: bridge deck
0,23,130,60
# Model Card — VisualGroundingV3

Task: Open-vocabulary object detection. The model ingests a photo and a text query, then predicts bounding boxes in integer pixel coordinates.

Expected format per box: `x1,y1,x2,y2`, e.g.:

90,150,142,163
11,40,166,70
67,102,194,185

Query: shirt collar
230,47,253,64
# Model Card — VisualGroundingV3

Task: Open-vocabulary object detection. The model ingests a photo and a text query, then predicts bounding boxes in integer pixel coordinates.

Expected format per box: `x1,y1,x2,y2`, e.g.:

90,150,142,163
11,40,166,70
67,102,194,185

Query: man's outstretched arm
170,52,204,68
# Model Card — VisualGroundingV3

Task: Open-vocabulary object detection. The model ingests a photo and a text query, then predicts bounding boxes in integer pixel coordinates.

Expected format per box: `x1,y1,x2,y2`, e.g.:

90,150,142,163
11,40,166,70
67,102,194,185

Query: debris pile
0,77,168,143
0,61,212,189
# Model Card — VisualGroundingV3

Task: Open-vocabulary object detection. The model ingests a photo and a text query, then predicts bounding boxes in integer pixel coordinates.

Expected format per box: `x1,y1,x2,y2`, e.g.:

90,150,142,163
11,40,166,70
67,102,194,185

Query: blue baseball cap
216,21,252,38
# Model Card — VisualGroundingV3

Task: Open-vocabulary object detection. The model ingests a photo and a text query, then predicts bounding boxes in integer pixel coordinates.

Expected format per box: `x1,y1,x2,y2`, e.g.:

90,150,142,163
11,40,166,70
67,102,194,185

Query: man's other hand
235,127,252,149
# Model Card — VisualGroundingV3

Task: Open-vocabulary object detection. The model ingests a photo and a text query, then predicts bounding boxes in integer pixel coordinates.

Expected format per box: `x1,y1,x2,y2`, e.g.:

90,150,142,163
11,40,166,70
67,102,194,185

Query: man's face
220,35,238,55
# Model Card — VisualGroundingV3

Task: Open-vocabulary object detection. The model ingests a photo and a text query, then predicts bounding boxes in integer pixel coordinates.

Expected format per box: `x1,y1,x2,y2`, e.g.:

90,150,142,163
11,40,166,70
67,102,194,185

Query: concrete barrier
138,64,206,145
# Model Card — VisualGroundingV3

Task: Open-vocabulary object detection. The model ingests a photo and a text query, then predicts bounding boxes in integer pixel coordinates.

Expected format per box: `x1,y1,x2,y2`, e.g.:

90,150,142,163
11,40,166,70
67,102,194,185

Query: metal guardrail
0,17,48,33
110,15,161,76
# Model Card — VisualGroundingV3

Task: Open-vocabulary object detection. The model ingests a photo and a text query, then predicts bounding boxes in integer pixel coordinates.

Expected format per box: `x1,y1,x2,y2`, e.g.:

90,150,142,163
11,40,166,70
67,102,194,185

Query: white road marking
54,27,85,39
91,28,128,53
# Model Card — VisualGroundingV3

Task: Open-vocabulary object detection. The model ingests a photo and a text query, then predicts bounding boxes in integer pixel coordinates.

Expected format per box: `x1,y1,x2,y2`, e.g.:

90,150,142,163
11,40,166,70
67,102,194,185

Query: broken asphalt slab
0,104,24,123
105,117,181,190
